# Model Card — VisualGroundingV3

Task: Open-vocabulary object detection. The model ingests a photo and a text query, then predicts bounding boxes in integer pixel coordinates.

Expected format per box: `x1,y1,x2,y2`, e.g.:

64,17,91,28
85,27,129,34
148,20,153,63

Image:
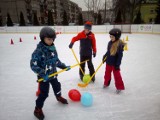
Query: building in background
0,0,82,26
82,11,94,23
39,0,63,25
56,0,69,25
99,8,114,24
0,0,40,26
69,1,82,24
0,0,159,26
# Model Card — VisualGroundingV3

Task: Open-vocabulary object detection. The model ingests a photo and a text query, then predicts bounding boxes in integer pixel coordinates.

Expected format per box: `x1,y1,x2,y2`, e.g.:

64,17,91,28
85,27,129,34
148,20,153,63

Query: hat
84,21,92,30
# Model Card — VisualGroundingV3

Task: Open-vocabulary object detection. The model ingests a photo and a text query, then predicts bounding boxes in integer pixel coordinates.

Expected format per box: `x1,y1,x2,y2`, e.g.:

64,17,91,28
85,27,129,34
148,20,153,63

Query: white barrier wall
153,25,160,33
131,25,138,33
0,25,160,34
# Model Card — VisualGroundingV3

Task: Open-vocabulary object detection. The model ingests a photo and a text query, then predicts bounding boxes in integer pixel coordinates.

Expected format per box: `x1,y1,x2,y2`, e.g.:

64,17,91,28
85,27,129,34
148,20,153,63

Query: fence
0,24,160,34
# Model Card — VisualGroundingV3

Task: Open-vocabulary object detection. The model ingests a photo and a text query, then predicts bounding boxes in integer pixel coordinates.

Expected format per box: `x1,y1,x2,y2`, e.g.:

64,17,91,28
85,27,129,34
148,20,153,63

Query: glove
42,74,49,82
69,43,74,48
93,52,96,57
115,65,120,70
65,66,71,71
102,54,107,64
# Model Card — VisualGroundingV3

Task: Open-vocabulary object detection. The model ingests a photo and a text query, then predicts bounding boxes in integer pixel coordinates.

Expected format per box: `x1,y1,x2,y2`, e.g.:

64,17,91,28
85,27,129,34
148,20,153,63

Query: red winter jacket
71,31,97,56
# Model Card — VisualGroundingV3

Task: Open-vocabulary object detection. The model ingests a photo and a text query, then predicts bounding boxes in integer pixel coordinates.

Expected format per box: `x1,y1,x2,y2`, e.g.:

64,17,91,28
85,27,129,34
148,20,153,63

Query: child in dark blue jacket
103,28,125,94
30,27,70,120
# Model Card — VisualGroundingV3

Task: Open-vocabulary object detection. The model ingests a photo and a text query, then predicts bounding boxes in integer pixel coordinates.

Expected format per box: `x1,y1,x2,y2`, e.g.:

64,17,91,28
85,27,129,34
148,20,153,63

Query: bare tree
103,0,113,23
129,0,142,23
113,0,130,23
84,0,103,24
113,0,141,24
103,0,107,23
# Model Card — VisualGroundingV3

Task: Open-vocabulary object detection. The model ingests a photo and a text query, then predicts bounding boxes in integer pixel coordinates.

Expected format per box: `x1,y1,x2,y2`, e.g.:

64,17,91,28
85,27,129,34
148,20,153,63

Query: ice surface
0,33,160,120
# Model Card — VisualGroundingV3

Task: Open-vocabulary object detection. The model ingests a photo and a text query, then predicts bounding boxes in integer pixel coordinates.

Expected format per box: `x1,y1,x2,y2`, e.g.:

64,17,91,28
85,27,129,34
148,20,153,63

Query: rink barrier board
0,24,160,34
0,32,108,34
0,32,160,34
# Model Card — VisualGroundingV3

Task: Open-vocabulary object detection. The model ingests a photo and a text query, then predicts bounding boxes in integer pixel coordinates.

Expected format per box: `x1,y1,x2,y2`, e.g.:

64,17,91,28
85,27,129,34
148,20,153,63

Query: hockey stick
78,57,107,87
71,48,85,75
37,60,88,82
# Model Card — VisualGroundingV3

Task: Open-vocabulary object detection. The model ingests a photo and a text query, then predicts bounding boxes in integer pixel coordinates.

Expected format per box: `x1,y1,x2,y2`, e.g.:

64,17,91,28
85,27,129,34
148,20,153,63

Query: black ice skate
34,107,45,120
92,76,95,83
56,96,68,104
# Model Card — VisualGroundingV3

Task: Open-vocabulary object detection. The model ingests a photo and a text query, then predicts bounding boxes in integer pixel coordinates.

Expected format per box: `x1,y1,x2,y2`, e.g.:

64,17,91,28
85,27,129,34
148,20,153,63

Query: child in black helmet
30,26,70,120
102,28,125,94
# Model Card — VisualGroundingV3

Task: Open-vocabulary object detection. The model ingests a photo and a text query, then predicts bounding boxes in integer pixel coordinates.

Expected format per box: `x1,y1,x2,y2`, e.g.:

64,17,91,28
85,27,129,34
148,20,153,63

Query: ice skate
116,90,121,94
92,76,95,83
103,85,108,88
34,107,44,120
56,96,68,104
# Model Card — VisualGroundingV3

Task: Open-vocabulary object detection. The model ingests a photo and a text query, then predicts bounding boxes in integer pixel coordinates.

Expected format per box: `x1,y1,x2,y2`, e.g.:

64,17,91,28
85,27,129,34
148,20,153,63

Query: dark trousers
79,55,95,77
36,78,61,108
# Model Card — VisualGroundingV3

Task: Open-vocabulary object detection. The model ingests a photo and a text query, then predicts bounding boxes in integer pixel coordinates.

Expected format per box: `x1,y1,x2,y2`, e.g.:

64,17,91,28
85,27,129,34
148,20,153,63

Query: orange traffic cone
19,38,22,42
36,83,40,96
10,39,14,45
34,36,36,40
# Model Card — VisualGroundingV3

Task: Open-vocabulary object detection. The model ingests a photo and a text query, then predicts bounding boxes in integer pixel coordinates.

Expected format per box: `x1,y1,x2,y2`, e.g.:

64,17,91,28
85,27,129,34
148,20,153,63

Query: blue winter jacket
30,41,67,80
105,40,124,67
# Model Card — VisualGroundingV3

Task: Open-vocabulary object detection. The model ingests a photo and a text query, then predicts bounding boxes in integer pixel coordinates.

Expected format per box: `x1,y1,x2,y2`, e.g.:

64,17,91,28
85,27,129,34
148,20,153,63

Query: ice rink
0,33,160,120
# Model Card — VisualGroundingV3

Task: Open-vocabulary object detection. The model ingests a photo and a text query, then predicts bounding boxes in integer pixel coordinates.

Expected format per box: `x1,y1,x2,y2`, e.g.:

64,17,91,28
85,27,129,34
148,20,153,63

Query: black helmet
109,28,121,40
39,26,56,41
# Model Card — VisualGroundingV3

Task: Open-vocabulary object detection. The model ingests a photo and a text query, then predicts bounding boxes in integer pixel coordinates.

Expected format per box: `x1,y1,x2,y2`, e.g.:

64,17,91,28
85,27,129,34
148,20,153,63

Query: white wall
0,25,160,34
153,25,160,33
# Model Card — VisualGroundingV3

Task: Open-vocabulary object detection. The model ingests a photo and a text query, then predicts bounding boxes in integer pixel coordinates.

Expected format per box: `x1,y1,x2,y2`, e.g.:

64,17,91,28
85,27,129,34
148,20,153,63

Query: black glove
69,43,74,48
115,65,120,70
93,52,96,57
102,54,107,63
65,66,71,71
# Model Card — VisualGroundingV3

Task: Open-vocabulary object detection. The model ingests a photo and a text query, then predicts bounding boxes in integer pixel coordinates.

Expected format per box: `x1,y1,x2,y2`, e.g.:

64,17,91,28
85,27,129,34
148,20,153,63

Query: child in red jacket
69,21,97,82
102,28,125,94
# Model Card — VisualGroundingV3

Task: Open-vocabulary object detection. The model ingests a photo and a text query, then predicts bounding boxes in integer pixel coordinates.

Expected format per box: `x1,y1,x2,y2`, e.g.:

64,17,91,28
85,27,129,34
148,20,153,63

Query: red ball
68,89,81,101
